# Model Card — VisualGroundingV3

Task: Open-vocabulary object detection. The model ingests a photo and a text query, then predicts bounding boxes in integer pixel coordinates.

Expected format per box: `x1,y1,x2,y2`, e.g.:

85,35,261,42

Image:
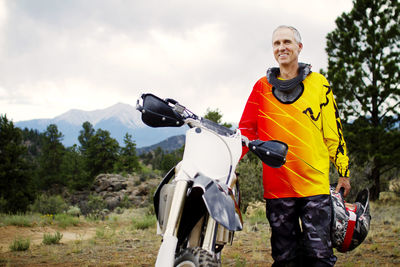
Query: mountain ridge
52,103,143,127
15,103,187,148
137,135,185,155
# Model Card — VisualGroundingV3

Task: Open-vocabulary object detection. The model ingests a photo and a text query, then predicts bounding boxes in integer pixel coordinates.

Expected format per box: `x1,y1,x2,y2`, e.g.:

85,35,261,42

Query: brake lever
173,103,186,115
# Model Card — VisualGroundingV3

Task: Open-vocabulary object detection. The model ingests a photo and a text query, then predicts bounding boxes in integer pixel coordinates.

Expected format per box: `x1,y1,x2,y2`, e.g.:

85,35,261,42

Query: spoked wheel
175,247,220,267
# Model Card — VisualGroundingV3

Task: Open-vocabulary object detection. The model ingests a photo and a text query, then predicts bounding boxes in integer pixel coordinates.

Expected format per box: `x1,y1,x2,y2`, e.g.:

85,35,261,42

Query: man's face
272,28,302,67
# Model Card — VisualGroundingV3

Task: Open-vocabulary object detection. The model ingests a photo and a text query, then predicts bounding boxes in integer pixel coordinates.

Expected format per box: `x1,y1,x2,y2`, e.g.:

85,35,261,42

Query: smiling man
239,25,351,266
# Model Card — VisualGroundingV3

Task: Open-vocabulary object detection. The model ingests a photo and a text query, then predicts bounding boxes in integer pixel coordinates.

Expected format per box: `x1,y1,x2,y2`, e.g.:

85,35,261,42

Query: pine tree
61,144,90,190
325,0,400,199
114,133,140,173
204,108,232,128
78,121,95,155
0,115,33,212
86,129,119,178
39,124,66,189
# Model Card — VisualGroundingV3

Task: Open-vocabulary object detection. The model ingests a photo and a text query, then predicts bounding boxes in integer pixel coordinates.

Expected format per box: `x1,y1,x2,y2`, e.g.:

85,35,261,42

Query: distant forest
0,115,183,213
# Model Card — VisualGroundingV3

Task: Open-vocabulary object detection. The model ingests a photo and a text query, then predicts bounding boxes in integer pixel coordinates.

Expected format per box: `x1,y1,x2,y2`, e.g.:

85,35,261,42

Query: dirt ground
0,226,97,253
0,201,399,266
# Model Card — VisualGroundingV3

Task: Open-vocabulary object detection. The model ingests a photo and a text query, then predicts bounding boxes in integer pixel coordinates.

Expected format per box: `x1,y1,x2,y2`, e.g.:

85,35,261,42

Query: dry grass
0,201,399,266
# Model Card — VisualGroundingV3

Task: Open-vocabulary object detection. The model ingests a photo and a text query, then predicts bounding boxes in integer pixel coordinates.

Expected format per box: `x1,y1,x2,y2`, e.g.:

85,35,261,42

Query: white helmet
330,185,371,252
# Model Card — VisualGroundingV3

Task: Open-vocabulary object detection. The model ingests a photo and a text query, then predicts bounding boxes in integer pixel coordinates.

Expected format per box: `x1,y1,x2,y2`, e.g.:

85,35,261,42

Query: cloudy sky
0,0,354,124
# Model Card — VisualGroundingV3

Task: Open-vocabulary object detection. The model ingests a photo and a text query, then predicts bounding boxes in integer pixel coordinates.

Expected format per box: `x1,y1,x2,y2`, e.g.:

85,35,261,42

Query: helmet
330,185,371,252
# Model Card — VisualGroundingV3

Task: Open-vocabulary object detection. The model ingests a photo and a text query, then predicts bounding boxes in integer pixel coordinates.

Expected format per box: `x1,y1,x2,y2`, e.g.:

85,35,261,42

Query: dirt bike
136,93,288,267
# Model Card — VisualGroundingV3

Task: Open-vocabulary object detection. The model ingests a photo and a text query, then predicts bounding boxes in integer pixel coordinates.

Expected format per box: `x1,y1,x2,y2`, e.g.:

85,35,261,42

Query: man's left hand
335,177,351,197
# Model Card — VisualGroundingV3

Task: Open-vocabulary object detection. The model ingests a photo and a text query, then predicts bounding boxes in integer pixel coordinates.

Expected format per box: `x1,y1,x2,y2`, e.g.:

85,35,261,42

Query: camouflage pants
266,195,337,267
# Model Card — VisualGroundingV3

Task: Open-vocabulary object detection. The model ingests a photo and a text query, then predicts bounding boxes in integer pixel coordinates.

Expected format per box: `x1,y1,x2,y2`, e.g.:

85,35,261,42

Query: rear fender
192,174,242,231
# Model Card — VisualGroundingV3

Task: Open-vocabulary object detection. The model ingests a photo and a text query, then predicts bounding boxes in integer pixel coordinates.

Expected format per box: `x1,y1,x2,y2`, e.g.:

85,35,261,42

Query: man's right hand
335,177,351,197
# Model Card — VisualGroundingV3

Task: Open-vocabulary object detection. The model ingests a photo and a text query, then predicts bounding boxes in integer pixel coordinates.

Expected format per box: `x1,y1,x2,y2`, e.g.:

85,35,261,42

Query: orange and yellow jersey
239,72,349,199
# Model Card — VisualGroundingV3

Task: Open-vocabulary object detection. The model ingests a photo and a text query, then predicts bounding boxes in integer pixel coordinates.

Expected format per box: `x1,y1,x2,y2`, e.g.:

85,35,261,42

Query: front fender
153,166,176,221
192,174,242,231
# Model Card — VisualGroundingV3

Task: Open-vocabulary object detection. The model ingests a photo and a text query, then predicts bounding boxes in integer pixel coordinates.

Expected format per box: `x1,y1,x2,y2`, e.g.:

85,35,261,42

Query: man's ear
298,42,303,53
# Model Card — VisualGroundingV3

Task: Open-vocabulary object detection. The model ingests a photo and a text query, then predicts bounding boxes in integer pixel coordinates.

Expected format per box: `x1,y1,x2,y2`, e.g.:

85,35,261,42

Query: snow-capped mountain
53,103,143,128
15,103,186,148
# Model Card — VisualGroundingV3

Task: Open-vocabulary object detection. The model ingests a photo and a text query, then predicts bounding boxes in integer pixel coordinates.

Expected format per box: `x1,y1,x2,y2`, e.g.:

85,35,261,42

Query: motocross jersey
239,72,349,199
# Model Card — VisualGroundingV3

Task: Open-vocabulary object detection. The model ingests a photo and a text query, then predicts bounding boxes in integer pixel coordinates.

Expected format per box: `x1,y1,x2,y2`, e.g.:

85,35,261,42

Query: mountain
137,135,185,155
15,103,187,148
53,103,141,128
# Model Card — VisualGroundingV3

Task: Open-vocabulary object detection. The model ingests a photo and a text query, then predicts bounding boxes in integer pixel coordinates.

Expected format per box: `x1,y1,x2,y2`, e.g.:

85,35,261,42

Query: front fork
155,179,188,267
202,216,217,252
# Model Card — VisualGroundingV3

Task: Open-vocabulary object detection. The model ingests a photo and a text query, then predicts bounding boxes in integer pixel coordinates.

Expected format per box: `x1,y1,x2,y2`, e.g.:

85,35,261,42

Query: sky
0,0,354,124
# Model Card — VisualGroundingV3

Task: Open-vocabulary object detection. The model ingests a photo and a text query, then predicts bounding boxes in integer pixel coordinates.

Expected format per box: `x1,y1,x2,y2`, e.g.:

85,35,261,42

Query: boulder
69,173,161,212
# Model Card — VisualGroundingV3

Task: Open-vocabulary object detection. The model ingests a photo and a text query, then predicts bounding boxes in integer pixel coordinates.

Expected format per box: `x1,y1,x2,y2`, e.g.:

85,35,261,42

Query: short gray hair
273,25,302,44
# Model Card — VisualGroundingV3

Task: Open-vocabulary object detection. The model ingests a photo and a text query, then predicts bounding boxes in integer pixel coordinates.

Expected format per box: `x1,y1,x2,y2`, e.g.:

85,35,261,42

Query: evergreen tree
152,147,165,170
204,108,232,128
39,124,66,189
160,149,184,173
86,129,119,178
61,144,90,190
160,153,176,173
325,0,400,199
78,121,95,155
140,151,154,166
0,115,33,212
114,133,140,173
77,121,96,185
21,128,43,158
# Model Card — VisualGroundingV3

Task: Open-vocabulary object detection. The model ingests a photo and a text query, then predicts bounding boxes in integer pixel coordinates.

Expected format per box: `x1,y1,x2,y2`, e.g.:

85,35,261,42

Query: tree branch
379,100,400,121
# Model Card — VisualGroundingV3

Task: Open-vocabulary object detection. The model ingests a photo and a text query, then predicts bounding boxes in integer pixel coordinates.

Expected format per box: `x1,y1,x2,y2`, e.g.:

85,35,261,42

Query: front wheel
175,247,220,267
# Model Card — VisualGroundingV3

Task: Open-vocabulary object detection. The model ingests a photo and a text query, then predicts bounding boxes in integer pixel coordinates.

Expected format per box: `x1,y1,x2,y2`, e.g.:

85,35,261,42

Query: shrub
245,201,266,225
40,214,55,225
118,195,132,209
29,194,68,215
9,237,30,251
43,231,63,245
114,207,124,214
66,205,81,217
85,195,106,215
132,214,156,230
95,225,115,240
54,213,80,228
1,214,34,227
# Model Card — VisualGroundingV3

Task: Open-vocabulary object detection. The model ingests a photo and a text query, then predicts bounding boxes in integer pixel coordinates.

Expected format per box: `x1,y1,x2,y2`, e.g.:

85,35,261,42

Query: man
239,25,351,266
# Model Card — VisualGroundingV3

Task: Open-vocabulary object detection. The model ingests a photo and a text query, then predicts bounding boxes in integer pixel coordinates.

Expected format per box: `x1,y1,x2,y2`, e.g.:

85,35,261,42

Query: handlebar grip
165,98,178,105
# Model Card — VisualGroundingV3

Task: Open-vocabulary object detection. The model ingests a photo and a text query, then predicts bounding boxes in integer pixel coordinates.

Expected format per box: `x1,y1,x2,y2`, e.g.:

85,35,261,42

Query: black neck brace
267,63,312,92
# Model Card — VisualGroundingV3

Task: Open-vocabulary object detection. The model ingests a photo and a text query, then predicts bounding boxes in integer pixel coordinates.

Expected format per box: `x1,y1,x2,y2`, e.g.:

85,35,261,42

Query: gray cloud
0,0,353,122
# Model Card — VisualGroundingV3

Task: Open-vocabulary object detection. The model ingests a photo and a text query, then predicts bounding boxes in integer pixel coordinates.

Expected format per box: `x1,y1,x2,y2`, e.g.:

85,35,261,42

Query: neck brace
267,63,312,103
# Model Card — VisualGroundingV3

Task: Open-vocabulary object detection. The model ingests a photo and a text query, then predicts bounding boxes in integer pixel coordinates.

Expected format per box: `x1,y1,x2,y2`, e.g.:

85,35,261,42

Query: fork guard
192,174,243,231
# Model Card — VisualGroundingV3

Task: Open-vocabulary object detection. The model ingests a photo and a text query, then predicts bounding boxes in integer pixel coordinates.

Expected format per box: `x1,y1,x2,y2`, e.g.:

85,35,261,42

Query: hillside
137,135,185,155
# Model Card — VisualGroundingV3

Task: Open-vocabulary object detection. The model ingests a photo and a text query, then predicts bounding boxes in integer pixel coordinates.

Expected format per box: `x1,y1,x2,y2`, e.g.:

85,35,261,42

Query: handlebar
137,93,288,168
136,93,232,135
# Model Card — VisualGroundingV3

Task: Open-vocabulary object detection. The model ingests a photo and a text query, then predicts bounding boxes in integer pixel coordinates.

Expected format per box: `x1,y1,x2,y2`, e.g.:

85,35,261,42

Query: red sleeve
238,80,261,159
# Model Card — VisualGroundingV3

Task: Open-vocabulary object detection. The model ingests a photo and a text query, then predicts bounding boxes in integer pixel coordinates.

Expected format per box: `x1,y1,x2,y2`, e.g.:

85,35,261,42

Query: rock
68,173,161,213
112,182,126,191
379,191,400,203
389,179,400,195
105,196,121,210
